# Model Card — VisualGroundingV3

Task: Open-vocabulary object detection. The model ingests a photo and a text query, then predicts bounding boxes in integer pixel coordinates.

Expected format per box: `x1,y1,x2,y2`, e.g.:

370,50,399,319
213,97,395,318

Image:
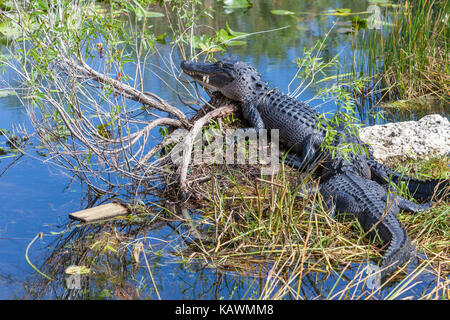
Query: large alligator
319,173,431,282
180,59,448,201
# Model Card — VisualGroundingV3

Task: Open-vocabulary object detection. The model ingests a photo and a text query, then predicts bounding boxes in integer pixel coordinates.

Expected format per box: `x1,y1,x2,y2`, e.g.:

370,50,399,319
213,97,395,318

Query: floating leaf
223,0,252,9
327,8,352,16
227,40,247,46
270,9,296,15
335,8,351,14
217,25,249,46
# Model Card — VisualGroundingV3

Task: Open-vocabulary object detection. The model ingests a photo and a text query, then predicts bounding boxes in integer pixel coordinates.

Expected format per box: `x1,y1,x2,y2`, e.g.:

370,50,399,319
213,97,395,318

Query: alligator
180,59,448,201
319,173,431,282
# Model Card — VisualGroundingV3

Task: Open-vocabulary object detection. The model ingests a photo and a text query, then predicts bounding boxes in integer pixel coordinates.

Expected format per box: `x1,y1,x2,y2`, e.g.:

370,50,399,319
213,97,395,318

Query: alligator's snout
180,60,236,92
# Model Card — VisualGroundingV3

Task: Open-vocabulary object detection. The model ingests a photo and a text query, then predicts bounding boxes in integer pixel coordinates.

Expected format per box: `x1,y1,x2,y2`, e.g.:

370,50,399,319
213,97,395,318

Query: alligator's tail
368,159,449,202
378,216,414,283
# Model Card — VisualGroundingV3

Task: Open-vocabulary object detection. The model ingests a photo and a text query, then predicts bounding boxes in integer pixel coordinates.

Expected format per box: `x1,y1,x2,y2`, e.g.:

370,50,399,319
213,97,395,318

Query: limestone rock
359,114,450,162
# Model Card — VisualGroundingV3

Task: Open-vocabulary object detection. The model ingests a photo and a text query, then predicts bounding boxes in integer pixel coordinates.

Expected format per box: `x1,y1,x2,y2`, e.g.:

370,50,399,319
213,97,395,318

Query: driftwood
69,201,129,223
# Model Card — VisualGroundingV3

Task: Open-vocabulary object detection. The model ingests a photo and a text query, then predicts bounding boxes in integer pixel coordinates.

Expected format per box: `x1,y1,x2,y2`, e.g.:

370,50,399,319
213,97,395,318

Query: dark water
0,0,446,299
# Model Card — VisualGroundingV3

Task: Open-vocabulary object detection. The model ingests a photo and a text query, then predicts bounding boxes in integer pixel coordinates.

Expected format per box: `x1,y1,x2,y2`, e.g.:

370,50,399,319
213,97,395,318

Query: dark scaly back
218,61,268,103
320,173,413,282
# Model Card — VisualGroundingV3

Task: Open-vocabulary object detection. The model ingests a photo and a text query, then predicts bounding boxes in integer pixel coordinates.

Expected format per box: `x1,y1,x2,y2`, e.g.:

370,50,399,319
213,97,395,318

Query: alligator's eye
216,62,223,68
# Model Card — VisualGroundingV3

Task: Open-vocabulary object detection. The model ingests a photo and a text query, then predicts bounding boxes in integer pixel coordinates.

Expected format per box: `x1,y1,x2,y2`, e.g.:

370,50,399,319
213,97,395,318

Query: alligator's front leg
225,101,265,146
242,101,265,130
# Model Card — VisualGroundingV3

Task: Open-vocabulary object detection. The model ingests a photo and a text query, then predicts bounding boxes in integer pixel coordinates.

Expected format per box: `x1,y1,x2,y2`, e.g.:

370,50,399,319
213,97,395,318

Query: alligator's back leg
281,152,304,170
320,189,363,220
281,150,323,175
382,194,434,214
368,159,449,202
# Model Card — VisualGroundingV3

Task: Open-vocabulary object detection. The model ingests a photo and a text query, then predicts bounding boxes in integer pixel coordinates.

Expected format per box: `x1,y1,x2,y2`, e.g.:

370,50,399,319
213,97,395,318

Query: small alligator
181,59,448,201
319,173,431,281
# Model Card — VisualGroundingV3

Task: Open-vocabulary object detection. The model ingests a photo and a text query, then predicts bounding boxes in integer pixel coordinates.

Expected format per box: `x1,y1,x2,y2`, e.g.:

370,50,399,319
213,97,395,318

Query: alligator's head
181,59,266,103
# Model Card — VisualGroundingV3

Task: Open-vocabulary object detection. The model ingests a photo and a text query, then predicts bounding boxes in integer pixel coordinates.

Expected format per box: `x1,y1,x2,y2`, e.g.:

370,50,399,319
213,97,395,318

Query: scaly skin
181,59,448,201
319,173,431,281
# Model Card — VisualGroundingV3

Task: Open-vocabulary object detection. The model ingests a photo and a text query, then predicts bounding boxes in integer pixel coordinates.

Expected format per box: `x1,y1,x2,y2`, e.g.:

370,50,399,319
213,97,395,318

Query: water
0,0,447,299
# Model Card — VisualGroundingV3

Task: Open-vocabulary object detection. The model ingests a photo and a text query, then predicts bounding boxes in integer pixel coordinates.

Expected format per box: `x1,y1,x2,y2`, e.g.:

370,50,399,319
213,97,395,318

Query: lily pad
226,22,249,38
270,9,296,16
327,8,352,16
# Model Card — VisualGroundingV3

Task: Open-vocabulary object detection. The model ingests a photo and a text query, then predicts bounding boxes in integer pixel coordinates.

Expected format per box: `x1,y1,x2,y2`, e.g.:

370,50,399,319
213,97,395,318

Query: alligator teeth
201,75,210,83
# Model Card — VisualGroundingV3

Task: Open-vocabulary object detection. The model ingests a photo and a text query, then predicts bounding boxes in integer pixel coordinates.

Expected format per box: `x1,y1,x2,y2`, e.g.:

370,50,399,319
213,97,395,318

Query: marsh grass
160,154,448,299
353,0,449,105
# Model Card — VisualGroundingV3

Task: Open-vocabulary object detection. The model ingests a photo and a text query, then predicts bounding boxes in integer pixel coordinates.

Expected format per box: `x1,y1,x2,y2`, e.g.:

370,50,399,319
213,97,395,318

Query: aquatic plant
354,0,449,104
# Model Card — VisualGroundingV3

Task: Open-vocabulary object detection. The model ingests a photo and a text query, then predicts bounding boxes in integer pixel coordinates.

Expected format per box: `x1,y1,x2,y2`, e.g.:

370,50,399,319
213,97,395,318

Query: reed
354,0,449,104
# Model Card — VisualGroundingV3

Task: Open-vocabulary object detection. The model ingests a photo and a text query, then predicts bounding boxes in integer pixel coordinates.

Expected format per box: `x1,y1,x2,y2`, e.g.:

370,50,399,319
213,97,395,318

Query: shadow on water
0,0,448,299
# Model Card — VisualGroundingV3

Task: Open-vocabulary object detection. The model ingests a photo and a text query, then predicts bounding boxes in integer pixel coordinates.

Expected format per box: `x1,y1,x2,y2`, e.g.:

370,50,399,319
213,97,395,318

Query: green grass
353,0,449,104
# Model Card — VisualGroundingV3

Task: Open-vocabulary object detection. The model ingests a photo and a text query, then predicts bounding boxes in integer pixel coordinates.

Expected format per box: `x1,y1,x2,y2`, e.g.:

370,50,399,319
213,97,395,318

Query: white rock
359,114,450,162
